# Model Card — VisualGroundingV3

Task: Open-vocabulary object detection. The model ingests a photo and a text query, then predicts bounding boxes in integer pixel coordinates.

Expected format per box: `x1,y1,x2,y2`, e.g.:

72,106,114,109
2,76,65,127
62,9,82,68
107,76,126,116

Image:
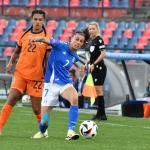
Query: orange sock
0,103,13,130
35,114,41,123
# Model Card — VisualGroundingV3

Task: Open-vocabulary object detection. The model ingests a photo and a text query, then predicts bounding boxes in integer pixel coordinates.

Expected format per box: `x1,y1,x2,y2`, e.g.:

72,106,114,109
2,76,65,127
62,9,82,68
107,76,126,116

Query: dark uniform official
84,22,107,120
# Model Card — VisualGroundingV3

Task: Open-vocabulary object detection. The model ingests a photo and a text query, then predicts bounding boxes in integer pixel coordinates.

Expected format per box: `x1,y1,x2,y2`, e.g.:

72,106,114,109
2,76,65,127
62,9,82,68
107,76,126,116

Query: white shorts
41,82,73,106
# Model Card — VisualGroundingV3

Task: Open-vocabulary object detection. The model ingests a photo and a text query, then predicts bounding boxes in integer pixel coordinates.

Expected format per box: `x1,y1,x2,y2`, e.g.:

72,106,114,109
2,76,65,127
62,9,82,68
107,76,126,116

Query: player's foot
31,130,48,139
65,130,79,140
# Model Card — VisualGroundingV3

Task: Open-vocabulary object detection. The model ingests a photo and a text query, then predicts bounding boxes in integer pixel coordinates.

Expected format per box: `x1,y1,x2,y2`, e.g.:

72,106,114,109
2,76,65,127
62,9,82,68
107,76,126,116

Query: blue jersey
44,38,79,85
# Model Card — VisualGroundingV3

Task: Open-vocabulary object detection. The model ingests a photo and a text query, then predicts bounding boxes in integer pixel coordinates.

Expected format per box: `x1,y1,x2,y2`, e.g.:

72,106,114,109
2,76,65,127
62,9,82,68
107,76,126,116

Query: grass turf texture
0,103,150,150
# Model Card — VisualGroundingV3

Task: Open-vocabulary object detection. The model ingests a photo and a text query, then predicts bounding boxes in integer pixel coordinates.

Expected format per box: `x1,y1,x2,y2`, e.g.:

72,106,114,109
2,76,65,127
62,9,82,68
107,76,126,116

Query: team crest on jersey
90,46,95,52
99,39,102,43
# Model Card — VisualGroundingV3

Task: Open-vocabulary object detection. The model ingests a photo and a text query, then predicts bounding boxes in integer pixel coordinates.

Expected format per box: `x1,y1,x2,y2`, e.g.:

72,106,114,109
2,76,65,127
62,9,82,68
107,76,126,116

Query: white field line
99,122,150,130
1,103,150,130
19,109,150,130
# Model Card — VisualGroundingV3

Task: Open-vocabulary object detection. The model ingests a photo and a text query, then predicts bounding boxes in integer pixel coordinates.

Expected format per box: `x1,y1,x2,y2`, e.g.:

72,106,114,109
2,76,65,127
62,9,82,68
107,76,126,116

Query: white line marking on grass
20,110,32,114
98,122,150,130
7,104,150,130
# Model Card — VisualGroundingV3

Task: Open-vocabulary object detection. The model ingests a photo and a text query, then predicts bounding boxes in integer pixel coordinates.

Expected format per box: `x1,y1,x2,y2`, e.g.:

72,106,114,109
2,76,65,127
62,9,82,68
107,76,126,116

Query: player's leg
30,96,41,123
31,106,52,139
0,74,25,134
39,106,52,134
92,65,107,121
0,89,22,134
61,84,79,140
32,83,58,139
27,80,44,123
92,85,107,120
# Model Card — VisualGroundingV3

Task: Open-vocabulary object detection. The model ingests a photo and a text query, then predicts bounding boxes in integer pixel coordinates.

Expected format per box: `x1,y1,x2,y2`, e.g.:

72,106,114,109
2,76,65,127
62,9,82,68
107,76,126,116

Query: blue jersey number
44,89,49,97
63,59,70,67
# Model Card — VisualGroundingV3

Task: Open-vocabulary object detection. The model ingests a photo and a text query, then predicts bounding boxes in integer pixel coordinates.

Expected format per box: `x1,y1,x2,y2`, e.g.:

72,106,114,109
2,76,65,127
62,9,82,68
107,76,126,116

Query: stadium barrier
106,52,150,60
0,73,12,98
106,52,150,117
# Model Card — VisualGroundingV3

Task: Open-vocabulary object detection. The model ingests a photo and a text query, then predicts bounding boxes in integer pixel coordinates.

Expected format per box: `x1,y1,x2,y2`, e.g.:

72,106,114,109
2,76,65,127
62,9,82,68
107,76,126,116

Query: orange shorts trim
11,73,43,97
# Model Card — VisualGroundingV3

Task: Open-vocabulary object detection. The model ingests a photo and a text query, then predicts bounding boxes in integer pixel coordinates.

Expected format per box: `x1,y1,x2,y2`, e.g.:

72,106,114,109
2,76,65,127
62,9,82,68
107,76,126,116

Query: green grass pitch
0,103,150,150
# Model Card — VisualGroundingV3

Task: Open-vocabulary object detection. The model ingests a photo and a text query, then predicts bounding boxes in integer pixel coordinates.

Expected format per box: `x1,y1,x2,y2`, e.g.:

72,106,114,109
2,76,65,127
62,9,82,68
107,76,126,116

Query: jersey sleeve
97,37,105,51
49,38,65,49
17,32,25,47
46,45,52,51
50,38,60,47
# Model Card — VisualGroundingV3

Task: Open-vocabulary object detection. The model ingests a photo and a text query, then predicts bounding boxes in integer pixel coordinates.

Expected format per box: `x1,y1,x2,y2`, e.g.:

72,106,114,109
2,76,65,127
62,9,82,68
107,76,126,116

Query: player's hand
84,63,87,70
6,62,13,74
84,61,89,70
90,64,94,72
29,36,44,43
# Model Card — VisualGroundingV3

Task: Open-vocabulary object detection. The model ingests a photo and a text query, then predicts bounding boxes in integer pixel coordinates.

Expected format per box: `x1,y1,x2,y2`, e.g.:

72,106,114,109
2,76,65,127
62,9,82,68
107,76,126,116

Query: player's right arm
30,37,61,48
6,46,21,74
30,36,50,44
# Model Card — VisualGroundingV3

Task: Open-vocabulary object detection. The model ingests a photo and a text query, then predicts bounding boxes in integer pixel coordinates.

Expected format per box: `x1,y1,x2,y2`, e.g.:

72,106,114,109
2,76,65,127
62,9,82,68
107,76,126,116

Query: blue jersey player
30,31,86,140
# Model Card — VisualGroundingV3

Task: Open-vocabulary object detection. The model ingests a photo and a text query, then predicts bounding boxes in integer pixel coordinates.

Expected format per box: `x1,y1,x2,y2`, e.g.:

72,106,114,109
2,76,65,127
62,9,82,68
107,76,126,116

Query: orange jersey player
0,10,51,137
16,30,49,80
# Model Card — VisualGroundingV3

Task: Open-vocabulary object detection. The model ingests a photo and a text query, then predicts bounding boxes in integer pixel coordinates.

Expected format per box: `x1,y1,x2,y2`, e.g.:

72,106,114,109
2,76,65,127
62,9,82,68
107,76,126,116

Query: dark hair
20,10,46,39
32,10,46,19
72,30,89,43
73,29,90,41
73,30,85,37
82,27,90,41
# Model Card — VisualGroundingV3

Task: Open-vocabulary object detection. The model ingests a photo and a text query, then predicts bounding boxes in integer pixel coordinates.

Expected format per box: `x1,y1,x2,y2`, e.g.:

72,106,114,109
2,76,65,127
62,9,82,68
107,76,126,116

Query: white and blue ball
79,120,98,138
22,95,30,103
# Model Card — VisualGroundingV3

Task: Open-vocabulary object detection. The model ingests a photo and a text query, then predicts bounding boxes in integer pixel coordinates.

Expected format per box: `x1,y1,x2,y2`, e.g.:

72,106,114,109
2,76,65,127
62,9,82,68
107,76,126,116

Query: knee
32,107,41,115
70,97,78,105
7,96,18,106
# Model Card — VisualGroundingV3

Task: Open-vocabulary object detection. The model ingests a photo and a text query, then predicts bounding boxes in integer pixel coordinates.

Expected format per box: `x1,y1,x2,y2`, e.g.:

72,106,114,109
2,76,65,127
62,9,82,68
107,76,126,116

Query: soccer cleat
31,130,48,139
65,130,79,140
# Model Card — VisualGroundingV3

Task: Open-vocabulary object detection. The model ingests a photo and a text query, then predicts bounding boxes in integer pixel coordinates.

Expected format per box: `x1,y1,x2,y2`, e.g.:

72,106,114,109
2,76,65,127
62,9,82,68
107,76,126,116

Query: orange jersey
15,30,51,80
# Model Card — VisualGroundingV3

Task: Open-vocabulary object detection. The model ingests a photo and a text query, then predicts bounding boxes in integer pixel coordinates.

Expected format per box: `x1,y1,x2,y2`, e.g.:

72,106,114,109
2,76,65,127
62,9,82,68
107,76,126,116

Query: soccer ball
79,120,98,138
22,95,30,103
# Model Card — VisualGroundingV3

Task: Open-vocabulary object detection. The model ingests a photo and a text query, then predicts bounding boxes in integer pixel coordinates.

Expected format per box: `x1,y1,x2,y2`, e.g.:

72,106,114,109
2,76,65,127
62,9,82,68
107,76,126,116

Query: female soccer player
30,31,86,140
84,22,107,120
0,10,51,136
